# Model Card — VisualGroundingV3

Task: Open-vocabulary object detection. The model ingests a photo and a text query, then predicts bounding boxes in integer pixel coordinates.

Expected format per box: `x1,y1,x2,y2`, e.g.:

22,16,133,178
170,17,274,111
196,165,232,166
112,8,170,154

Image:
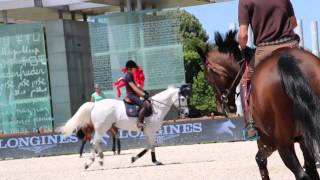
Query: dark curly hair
126,60,138,68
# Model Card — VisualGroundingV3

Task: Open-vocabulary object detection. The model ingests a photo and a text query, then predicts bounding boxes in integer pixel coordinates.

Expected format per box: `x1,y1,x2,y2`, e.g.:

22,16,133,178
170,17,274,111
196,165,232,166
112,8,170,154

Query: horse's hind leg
256,140,275,180
84,146,96,169
93,132,105,166
278,145,310,180
117,137,121,155
84,131,105,169
111,134,116,155
298,138,320,180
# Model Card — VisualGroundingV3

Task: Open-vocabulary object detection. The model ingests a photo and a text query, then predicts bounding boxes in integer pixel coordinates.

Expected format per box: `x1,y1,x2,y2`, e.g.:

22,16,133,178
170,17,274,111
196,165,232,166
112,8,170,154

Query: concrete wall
45,20,93,128
63,20,93,114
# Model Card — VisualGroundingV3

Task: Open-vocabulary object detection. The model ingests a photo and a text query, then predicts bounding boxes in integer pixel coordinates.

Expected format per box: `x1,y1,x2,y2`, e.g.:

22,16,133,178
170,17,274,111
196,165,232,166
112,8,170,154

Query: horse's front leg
131,133,162,165
147,133,163,165
131,148,149,163
151,146,163,165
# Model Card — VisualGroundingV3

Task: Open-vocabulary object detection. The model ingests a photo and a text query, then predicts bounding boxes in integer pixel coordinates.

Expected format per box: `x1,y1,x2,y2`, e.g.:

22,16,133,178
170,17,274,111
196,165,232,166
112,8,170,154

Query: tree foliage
191,71,217,115
164,10,217,116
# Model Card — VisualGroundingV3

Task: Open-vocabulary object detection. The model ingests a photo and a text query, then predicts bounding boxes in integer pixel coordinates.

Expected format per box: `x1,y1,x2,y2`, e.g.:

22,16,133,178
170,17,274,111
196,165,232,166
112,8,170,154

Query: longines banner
0,117,245,160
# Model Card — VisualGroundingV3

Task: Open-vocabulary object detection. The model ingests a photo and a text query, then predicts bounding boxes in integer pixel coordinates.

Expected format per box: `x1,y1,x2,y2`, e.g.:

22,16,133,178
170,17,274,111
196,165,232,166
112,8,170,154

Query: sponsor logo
216,120,236,136
101,122,203,144
0,122,203,153
0,134,78,153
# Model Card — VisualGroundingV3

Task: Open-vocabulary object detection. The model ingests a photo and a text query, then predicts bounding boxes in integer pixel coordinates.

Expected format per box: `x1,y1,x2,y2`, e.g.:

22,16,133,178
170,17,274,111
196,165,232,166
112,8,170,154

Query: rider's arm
128,82,145,97
239,25,248,50
238,0,249,50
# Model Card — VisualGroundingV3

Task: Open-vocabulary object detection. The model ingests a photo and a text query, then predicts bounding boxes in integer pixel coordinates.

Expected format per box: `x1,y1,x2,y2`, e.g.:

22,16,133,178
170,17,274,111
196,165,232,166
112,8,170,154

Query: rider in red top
113,66,145,97
124,60,150,131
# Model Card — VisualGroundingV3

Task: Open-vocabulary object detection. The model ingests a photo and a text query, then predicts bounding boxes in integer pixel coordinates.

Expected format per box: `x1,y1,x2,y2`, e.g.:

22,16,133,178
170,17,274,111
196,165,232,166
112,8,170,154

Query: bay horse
76,124,121,157
62,86,190,169
198,30,320,180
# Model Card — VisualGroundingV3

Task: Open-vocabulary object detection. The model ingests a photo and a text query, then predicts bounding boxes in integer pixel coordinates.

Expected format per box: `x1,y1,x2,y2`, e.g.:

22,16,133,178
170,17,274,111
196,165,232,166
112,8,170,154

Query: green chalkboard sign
0,23,53,134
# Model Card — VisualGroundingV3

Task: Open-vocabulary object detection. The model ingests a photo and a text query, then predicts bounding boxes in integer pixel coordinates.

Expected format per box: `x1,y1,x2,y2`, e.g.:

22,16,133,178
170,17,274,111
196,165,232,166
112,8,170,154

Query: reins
150,98,170,107
149,92,188,123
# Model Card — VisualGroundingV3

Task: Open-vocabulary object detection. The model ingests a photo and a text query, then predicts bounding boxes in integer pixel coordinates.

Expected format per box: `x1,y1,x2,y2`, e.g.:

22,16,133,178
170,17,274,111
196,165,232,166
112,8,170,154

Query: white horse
62,86,190,169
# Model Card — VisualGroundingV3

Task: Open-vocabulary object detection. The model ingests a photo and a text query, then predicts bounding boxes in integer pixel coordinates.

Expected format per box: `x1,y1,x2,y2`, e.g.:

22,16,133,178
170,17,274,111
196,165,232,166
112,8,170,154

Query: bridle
150,88,190,120
205,57,247,117
178,91,189,117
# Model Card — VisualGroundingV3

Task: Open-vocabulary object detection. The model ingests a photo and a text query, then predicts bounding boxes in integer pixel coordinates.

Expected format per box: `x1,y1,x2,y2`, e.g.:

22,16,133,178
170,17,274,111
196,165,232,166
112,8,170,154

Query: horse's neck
151,89,176,120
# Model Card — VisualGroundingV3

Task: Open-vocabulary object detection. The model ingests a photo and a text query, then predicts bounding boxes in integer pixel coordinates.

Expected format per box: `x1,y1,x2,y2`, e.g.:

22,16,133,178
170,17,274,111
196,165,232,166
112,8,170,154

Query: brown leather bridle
205,58,247,117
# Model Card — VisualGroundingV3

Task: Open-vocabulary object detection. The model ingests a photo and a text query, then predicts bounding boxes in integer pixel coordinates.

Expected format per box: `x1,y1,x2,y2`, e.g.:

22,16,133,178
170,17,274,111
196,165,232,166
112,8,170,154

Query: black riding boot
240,84,257,139
137,101,150,131
137,107,146,131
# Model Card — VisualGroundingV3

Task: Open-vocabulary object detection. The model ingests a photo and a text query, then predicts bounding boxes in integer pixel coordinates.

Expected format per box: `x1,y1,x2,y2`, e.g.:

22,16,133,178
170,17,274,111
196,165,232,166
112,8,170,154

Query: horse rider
238,0,300,138
124,60,150,131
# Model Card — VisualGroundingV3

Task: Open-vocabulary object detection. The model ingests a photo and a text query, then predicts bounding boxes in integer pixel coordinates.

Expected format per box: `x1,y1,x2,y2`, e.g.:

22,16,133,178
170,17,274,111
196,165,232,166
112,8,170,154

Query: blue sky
185,0,320,50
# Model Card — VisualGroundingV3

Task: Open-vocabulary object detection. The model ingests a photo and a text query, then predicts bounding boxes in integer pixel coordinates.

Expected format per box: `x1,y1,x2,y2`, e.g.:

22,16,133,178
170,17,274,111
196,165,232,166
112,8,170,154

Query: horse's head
197,30,254,112
171,84,191,117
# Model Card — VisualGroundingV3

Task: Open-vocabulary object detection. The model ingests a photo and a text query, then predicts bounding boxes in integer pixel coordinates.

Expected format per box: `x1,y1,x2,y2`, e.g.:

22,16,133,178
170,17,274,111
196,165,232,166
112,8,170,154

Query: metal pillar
120,2,125,12
71,12,76,20
137,0,142,10
82,13,87,22
311,21,319,57
2,10,8,24
127,0,132,12
296,19,304,47
58,10,63,19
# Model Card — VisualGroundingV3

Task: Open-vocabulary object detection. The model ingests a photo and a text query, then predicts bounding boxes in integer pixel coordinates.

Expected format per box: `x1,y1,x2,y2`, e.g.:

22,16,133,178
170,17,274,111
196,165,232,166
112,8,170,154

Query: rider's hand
240,46,252,62
142,90,149,100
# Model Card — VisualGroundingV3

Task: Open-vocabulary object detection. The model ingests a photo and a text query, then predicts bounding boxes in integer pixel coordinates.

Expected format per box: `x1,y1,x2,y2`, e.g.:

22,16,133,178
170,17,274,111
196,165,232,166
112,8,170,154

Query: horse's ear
225,30,238,44
214,31,224,52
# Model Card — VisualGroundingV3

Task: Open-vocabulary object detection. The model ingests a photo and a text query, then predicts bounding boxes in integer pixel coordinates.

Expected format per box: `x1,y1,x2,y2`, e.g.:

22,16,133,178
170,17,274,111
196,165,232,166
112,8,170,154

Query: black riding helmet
126,60,138,69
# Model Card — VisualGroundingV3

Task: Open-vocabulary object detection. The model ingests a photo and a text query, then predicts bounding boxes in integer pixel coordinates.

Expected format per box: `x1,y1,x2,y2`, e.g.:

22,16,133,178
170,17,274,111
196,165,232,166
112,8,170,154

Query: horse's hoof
113,151,116,155
117,151,121,155
131,156,136,163
153,161,163,166
99,161,103,166
84,164,89,170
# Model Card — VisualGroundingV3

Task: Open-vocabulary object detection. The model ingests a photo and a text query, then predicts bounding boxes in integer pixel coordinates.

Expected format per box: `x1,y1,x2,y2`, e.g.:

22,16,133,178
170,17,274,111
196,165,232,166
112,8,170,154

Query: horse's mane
214,30,242,61
205,30,256,79
203,31,242,79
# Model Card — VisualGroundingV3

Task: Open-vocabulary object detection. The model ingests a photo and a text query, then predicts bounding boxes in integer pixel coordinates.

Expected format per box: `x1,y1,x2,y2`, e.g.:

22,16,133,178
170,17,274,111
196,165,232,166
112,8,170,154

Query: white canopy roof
0,0,233,22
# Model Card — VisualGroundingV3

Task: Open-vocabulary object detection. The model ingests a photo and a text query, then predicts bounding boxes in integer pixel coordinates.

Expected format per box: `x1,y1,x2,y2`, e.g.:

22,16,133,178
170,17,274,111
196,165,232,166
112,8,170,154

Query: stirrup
137,122,145,131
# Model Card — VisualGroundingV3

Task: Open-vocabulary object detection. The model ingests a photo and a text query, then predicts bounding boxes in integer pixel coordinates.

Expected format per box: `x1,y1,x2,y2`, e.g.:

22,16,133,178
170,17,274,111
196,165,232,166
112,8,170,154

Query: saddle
124,99,152,117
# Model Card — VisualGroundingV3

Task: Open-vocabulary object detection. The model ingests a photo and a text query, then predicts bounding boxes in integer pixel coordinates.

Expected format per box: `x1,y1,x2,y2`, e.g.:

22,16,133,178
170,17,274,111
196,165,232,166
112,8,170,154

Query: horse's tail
62,102,94,137
278,54,320,158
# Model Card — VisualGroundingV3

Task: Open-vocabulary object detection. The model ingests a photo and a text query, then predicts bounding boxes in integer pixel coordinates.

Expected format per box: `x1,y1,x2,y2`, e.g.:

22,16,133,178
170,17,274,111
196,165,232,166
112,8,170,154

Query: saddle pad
124,101,152,117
